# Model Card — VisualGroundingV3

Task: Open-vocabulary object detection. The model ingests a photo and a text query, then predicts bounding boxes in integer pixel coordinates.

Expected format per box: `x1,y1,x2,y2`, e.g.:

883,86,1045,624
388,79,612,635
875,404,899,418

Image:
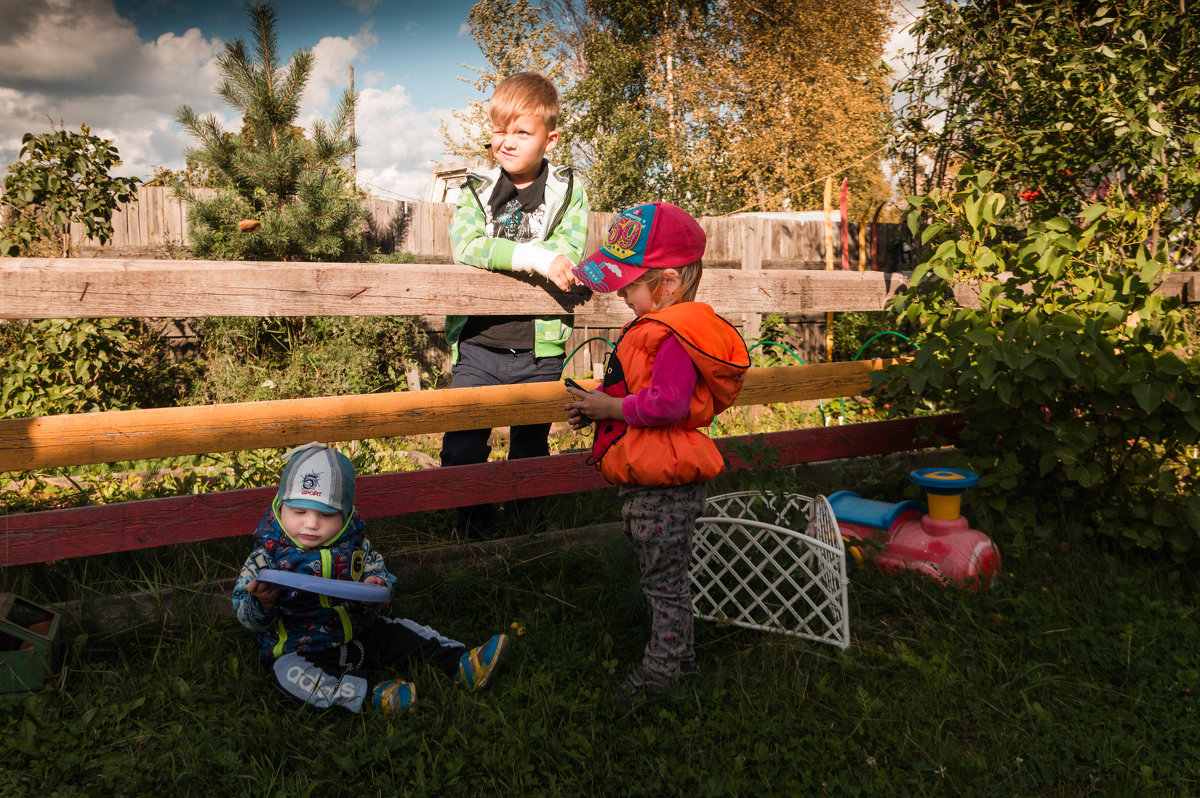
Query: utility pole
349,66,356,186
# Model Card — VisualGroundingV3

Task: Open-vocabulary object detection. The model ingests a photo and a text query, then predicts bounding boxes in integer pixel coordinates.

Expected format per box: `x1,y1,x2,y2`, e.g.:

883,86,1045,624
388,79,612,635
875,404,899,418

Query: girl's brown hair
637,261,704,309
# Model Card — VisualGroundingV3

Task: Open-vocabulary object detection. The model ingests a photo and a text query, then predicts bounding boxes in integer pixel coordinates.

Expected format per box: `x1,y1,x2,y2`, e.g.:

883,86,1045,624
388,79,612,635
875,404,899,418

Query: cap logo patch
601,215,642,260
301,472,321,490
580,259,622,290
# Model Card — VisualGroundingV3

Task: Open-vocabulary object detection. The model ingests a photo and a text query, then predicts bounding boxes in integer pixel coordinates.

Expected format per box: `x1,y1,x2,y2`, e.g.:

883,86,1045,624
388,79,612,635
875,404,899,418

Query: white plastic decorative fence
692,491,850,649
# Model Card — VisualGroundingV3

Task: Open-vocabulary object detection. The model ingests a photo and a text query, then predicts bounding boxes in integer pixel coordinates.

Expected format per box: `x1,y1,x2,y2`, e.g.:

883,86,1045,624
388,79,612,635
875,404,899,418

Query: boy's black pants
440,339,565,536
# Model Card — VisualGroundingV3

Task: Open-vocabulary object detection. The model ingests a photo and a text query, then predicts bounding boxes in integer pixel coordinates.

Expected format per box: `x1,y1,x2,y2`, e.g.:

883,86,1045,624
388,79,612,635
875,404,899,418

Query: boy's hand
565,385,624,428
248,579,280,611
547,255,577,291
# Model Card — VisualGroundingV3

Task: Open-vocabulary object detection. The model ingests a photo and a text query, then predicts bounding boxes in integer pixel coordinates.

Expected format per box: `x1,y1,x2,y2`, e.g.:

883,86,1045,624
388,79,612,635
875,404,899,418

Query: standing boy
442,71,589,537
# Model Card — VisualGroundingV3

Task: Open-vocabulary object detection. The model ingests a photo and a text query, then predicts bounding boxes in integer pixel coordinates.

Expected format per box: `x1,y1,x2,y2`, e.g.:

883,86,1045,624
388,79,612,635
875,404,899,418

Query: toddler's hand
566,405,590,430
361,575,390,604
248,579,280,611
547,255,577,291
566,386,623,426
565,385,591,430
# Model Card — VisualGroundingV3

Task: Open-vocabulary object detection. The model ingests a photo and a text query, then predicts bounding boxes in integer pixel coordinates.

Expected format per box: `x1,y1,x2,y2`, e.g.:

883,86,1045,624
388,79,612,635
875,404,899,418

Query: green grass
2,467,1198,796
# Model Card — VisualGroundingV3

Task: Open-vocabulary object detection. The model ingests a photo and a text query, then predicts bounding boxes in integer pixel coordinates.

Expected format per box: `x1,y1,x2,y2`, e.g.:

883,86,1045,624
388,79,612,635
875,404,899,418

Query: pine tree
174,2,364,261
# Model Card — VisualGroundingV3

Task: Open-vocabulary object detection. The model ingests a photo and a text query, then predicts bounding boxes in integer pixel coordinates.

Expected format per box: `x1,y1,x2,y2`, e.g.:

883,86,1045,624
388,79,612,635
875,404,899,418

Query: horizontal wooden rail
2,259,1195,323
0,360,898,472
0,415,964,567
0,260,914,324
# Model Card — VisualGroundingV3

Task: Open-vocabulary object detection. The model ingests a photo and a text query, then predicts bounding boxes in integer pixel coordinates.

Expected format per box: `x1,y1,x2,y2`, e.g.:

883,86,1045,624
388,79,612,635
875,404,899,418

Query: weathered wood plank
0,259,917,321
8,257,1189,322
0,360,899,471
0,415,963,567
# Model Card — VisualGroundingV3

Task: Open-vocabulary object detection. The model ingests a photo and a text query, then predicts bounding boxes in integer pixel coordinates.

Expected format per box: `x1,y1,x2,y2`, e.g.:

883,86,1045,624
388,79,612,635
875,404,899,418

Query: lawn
2,456,1197,797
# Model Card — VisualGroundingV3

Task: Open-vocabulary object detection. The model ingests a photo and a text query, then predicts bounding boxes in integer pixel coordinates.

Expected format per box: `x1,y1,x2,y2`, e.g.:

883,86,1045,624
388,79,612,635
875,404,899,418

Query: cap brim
282,498,342,515
571,249,649,293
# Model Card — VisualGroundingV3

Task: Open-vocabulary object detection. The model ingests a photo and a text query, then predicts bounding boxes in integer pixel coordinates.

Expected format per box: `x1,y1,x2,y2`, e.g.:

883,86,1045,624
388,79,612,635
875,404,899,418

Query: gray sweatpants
269,616,465,713
619,481,707,682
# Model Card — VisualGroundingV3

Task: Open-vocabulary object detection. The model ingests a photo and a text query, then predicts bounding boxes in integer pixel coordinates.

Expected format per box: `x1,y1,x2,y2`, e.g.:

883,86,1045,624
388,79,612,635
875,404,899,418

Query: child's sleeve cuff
509,242,558,279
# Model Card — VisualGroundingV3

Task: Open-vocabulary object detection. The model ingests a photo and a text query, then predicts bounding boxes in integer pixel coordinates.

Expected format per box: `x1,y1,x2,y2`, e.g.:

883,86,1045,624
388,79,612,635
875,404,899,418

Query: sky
0,0,922,203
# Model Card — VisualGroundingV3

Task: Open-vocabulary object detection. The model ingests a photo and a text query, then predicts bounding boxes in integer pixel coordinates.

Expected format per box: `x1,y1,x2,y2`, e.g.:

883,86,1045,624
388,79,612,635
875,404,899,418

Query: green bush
0,319,189,417
831,311,914,362
189,315,436,403
874,166,1200,555
0,125,140,257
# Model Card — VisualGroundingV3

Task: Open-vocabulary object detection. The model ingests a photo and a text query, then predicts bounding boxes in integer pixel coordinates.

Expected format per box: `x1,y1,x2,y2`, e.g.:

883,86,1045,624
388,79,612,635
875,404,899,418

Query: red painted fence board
0,415,962,567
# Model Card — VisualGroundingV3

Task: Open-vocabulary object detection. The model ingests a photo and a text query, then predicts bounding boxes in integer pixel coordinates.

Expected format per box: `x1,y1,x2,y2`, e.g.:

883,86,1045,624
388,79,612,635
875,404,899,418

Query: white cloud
298,26,378,126
885,0,924,79
458,22,471,37
0,1,229,182
0,0,142,92
353,84,455,201
293,26,457,200
344,0,382,12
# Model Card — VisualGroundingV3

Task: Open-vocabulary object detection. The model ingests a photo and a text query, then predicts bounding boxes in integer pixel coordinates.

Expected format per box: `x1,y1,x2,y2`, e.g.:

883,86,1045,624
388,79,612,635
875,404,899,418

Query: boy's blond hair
638,261,704,308
489,72,560,131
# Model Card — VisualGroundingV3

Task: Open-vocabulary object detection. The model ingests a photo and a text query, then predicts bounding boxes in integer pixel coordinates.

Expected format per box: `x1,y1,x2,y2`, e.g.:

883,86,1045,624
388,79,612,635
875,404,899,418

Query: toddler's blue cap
277,442,355,518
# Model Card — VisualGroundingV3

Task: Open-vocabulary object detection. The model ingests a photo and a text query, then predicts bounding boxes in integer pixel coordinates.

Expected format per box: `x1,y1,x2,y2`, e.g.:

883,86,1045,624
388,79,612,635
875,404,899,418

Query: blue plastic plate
255,569,391,602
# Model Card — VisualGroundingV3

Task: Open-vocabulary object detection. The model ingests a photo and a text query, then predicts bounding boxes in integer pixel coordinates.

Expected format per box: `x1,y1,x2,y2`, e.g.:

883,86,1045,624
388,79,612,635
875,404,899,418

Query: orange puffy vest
593,302,750,487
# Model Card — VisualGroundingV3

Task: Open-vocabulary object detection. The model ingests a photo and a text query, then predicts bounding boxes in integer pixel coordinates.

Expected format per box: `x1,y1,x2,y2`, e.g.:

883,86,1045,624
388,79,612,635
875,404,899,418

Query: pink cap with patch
572,202,706,293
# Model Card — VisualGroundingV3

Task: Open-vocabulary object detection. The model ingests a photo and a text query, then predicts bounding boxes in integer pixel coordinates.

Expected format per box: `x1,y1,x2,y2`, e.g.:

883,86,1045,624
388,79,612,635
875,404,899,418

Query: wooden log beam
0,259,914,322
4,259,1194,324
0,360,899,472
0,415,964,567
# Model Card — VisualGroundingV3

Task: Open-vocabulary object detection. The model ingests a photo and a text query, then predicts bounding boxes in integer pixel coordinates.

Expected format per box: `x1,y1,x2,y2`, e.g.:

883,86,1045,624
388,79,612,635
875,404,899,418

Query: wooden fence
58,186,910,270
0,259,973,567
7,250,1196,567
13,186,909,366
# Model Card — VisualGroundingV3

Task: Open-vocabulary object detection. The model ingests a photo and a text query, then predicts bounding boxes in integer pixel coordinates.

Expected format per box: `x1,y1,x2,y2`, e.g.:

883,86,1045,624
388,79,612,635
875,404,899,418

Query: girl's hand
566,404,590,430
248,579,281,611
565,386,624,426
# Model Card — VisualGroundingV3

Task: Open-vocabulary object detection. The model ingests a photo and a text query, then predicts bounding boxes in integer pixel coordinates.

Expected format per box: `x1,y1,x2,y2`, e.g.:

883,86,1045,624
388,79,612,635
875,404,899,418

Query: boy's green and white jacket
447,162,589,360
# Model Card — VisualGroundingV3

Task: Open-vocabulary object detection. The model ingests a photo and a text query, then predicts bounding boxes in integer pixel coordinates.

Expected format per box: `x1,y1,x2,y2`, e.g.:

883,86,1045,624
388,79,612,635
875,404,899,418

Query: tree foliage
441,0,569,161
174,2,364,261
892,0,1200,264
557,0,704,211
143,157,223,190
668,0,894,216
0,125,140,257
877,169,1200,553
878,2,1200,556
456,0,894,215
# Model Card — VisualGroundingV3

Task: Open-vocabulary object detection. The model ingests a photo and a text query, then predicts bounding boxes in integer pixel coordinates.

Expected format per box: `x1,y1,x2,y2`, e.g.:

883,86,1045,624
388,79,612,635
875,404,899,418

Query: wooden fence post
740,215,764,343
824,178,835,363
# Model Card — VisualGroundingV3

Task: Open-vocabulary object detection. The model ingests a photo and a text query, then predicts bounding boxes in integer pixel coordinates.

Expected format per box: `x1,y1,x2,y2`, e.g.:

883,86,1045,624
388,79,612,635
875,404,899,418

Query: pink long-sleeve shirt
620,335,699,428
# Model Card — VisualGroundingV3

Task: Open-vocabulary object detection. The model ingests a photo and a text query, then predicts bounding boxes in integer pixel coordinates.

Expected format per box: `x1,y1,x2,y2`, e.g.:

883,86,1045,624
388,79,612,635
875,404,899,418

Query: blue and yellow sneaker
372,679,416,716
456,634,511,693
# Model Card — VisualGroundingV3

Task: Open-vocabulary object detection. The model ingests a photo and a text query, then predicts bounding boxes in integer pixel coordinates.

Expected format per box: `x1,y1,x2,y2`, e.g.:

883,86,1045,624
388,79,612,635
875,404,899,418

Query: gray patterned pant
619,481,707,682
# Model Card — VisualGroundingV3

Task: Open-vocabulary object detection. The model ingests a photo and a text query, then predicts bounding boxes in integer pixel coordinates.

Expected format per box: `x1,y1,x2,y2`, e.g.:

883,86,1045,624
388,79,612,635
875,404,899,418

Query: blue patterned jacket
232,501,397,664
